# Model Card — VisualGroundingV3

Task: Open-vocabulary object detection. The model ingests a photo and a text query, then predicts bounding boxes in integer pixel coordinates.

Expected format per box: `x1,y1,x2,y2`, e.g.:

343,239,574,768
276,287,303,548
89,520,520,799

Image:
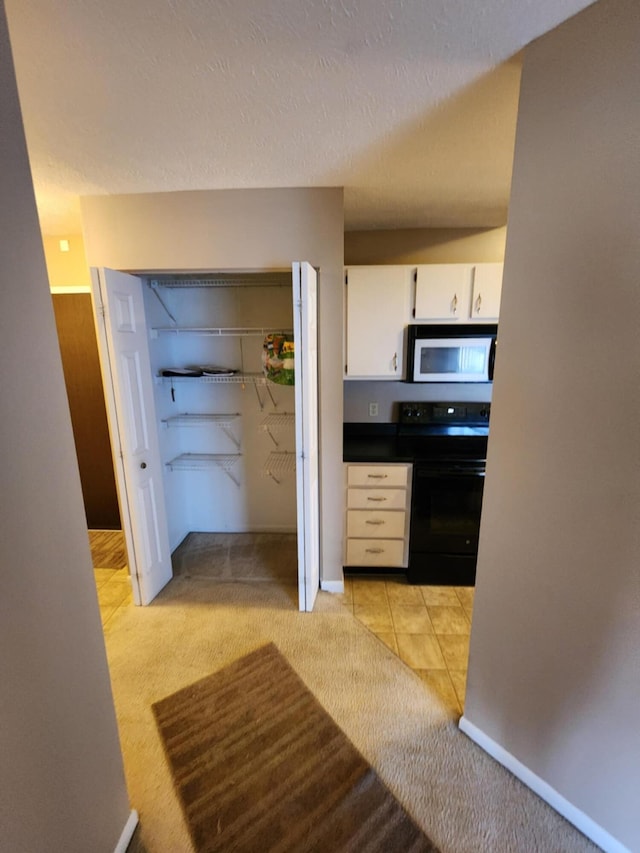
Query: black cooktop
343,401,490,464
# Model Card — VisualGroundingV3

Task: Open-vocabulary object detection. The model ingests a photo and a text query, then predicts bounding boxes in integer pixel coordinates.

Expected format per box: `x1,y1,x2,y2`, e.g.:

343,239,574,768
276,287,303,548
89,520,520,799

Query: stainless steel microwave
406,324,497,383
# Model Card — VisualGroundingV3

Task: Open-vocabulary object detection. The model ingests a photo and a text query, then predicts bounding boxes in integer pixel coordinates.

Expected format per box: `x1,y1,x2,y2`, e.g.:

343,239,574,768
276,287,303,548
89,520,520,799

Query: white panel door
293,262,320,612
92,268,172,605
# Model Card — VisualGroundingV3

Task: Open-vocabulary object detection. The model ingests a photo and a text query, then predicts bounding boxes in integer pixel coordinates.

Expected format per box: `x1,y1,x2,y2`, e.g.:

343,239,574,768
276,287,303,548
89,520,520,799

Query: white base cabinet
344,462,412,568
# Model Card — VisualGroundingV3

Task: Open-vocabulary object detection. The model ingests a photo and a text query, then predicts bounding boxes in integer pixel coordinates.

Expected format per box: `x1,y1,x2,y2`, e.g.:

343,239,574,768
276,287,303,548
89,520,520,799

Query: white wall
0,3,132,850
81,188,345,582
463,1,640,850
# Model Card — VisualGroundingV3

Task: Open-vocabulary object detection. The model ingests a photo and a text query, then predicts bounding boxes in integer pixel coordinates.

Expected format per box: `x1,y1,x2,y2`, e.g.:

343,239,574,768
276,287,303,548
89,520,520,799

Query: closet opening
150,272,299,593
92,264,319,612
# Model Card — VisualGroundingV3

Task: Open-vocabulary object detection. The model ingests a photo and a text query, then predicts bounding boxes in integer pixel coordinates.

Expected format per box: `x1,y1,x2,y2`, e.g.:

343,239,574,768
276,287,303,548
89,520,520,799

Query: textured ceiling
5,0,597,235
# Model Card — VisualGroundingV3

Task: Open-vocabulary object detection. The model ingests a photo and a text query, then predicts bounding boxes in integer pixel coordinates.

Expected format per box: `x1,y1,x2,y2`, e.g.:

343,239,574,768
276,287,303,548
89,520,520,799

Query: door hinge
344,272,348,285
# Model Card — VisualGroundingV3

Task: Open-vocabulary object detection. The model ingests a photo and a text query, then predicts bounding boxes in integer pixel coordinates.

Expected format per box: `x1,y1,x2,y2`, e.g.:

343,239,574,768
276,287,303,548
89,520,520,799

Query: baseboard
459,716,631,853
113,810,139,853
320,580,344,594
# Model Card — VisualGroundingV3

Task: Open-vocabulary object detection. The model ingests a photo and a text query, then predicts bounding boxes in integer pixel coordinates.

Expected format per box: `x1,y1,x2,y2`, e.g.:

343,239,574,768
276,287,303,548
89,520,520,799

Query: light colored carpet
103,578,598,853
171,532,297,583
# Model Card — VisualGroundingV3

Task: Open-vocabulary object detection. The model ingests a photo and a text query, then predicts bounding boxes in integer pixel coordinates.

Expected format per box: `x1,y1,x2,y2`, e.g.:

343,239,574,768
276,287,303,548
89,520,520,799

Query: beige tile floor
341,575,473,718
94,565,133,627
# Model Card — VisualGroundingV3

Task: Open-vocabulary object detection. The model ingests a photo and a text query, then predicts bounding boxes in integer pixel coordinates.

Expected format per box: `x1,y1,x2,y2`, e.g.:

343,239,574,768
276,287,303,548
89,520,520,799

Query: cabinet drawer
347,510,406,539
345,538,405,567
347,465,409,488
347,488,407,510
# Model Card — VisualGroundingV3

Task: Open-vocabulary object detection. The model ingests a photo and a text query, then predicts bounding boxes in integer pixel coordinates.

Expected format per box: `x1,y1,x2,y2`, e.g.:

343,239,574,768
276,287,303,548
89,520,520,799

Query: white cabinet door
345,266,409,378
414,264,473,321
293,261,320,612
92,268,172,605
470,263,503,321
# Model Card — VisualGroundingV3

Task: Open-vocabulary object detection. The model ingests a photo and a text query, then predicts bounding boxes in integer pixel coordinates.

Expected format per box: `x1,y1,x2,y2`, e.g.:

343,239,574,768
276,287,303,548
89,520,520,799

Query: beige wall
344,226,506,265
43,234,91,289
81,187,345,583
464,1,640,850
0,3,132,850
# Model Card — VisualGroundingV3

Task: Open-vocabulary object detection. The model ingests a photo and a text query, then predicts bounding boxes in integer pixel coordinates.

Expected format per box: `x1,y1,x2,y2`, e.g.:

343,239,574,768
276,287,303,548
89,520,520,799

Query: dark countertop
343,423,411,463
343,422,489,463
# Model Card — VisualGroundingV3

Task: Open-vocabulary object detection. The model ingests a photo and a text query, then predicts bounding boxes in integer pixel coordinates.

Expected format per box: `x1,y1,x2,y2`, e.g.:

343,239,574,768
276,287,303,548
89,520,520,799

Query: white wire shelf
162,413,240,427
161,413,241,447
260,412,294,430
260,412,295,447
166,453,241,485
159,372,288,410
149,274,291,289
151,327,293,337
160,372,264,384
263,451,296,484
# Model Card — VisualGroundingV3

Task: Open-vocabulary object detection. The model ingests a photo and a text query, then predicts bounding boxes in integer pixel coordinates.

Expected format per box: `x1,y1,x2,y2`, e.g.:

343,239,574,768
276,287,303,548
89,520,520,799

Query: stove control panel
399,401,490,425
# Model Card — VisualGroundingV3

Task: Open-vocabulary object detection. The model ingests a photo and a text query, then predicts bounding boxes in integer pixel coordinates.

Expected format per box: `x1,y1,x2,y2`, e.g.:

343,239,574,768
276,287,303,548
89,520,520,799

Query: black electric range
399,402,489,585
344,402,490,586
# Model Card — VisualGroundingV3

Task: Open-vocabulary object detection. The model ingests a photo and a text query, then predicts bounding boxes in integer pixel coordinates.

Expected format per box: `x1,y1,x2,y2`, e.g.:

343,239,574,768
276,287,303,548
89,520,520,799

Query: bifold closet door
91,267,172,605
293,261,320,612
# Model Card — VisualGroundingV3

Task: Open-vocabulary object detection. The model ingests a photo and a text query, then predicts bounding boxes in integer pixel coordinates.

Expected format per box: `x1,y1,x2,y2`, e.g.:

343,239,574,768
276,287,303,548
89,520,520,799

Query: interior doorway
51,289,120,529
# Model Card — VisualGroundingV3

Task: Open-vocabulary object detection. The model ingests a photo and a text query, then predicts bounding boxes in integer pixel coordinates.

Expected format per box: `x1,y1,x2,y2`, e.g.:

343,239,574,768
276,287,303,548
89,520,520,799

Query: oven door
408,461,485,585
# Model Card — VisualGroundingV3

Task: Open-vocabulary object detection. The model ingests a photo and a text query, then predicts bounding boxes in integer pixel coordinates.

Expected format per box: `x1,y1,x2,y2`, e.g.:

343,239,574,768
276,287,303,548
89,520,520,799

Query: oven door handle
415,467,486,478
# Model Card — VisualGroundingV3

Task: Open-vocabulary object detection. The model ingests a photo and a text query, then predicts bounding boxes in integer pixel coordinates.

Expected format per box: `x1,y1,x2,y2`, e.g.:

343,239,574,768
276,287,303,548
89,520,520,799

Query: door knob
140,462,147,469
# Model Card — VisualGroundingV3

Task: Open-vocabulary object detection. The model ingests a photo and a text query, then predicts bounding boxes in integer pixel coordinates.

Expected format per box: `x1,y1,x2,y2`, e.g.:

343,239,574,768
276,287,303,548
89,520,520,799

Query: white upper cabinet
414,264,473,321
345,266,411,379
470,263,503,321
414,262,503,323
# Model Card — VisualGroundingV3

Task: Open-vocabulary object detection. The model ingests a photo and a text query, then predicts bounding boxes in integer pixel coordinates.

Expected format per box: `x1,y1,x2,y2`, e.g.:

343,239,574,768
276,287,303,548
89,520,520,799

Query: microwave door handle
489,337,497,380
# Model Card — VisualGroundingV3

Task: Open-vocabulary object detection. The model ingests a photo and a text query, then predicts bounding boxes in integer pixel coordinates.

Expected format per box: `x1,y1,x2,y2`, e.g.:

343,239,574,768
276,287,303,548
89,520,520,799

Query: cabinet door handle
367,496,387,502
475,293,482,314
367,474,388,479
392,352,398,371
365,547,384,554
452,293,458,315
365,519,385,525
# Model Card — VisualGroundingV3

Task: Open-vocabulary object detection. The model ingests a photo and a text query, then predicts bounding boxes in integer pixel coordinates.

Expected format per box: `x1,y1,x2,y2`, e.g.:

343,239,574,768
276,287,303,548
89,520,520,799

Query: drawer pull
365,547,384,554
367,474,388,479
365,519,385,525
367,496,387,502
